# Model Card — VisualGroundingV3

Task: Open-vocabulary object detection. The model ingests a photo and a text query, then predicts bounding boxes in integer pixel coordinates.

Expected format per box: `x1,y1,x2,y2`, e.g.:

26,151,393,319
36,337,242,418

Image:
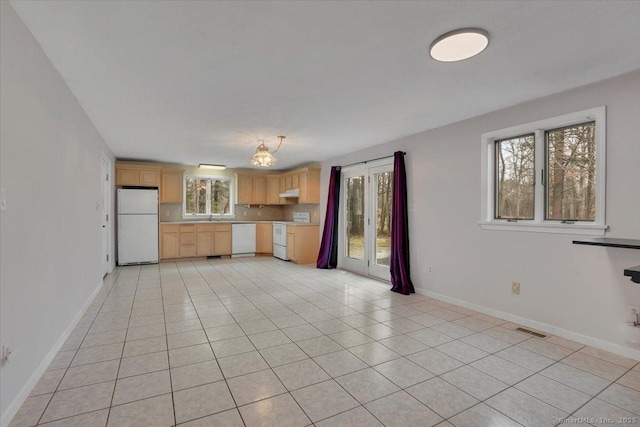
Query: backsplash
284,204,320,223
234,205,285,221
159,203,182,222
159,203,286,222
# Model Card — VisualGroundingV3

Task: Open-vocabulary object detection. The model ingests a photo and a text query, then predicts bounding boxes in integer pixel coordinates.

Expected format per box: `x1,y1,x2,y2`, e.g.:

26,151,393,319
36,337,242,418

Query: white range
273,212,310,261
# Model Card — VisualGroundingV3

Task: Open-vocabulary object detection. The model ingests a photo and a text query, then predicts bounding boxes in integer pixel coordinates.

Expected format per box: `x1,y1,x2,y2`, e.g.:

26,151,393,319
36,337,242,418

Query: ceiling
9,0,640,170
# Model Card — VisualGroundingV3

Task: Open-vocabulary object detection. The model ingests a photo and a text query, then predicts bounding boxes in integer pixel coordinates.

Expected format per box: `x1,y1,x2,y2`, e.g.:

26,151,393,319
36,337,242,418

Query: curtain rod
341,152,406,169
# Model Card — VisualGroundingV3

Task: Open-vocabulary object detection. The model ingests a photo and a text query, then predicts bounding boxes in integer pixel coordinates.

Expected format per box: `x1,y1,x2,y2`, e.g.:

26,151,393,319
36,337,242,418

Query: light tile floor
9,257,640,427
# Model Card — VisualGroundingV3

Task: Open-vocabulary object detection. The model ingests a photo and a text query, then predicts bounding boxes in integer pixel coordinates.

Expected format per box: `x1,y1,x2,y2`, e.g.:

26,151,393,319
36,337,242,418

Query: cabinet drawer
161,225,180,233
196,224,215,232
215,224,232,232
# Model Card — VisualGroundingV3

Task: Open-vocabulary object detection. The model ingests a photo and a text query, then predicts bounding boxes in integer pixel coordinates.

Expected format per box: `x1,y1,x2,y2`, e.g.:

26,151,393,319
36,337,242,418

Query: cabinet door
256,223,273,253
161,232,179,259
161,172,183,203
291,173,299,189
196,231,214,256
116,168,139,186
139,170,160,187
252,177,267,205
298,172,308,203
284,175,293,191
237,176,253,205
267,177,281,205
286,232,295,261
214,231,232,255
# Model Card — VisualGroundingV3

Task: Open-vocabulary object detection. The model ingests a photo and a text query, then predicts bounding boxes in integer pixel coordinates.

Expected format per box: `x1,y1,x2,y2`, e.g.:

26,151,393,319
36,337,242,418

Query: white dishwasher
231,223,256,258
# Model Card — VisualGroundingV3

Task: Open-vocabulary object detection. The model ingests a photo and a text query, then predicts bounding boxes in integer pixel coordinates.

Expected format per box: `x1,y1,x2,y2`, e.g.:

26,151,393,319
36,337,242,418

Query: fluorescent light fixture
430,28,489,62
198,164,226,170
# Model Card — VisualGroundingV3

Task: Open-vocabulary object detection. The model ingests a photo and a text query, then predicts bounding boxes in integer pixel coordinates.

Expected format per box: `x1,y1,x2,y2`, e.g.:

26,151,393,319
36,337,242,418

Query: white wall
0,2,115,424
320,70,640,359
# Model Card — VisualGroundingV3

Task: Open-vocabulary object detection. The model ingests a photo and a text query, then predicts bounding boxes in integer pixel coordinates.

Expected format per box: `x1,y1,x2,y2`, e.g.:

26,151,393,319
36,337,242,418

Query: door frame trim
101,152,114,275
338,158,393,280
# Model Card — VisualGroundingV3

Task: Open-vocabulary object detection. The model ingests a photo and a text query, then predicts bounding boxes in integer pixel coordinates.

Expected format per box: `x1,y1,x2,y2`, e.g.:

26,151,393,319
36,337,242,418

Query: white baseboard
1,280,105,427
414,285,640,361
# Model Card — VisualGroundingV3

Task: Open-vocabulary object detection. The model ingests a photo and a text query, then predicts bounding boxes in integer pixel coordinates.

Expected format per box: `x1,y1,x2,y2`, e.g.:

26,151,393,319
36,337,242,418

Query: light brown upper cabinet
298,168,321,204
237,166,320,206
267,176,282,205
115,163,161,187
252,177,267,205
237,175,253,205
283,172,299,191
160,169,183,204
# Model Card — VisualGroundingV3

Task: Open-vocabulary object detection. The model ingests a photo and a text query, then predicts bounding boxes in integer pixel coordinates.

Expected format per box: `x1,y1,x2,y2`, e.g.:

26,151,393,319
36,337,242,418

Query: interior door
340,161,393,281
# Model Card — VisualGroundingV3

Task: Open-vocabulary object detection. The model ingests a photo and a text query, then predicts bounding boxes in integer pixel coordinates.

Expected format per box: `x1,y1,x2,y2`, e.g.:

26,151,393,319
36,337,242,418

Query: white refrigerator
117,188,158,265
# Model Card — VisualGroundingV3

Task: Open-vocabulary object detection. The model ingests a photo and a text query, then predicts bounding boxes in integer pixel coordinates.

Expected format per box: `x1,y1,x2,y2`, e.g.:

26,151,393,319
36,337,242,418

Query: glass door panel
375,171,393,267
345,176,365,260
369,167,393,281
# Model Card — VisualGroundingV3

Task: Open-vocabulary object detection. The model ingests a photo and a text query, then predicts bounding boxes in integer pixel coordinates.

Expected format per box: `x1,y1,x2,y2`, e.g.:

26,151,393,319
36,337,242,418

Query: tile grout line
104,265,141,426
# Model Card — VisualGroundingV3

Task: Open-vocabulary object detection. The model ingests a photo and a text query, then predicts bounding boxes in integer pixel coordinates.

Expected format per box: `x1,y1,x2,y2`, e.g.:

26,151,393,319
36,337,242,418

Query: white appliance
117,188,158,265
273,212,310,261
232,223,256,257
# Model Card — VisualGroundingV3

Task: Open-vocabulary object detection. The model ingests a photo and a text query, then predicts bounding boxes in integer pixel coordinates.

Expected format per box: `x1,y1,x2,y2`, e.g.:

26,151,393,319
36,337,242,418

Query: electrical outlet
511,282,520,295
628,305,640,323
428,266,433,273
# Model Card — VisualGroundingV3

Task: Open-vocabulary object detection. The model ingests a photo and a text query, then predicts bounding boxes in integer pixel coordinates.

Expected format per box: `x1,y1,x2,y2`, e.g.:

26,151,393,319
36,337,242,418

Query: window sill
478,221,608,236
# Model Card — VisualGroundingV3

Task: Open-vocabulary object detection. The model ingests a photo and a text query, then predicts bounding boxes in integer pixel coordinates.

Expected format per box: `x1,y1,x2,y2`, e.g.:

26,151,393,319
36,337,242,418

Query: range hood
279,188,299,198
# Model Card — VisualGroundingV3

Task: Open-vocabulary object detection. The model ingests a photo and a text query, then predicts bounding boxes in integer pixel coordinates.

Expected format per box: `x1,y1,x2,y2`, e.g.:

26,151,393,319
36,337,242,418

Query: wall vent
515,327,547,338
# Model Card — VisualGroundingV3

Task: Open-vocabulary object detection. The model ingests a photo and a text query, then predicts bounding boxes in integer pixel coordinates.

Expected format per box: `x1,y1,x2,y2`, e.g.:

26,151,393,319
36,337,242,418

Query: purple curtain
317,166,341,269
390,151,414,295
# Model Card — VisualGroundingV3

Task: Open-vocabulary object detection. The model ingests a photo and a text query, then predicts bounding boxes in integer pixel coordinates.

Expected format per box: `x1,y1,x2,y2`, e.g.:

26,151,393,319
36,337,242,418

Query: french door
341,162,393,281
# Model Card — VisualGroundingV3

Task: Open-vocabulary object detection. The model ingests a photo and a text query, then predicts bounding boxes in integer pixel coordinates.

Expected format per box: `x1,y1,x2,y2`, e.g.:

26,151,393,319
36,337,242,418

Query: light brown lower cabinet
256,223,273,254
214,228,232,256
160,223,232,259
160,225,179,259
286,225,319,264
196,224,215,256
179,224,197,258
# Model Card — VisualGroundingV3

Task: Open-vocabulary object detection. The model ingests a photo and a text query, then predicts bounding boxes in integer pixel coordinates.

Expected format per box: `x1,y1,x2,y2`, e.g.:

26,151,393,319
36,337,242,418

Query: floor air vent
515,327,547,338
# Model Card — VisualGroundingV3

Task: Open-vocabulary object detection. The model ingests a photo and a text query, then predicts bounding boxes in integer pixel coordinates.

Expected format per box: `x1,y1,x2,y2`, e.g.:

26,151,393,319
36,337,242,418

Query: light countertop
160,220,319,226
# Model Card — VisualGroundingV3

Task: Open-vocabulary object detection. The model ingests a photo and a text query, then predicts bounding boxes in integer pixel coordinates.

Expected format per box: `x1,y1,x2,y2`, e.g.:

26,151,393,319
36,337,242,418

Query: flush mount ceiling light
198,164,226,170
429,28,489,62
250,135,285,167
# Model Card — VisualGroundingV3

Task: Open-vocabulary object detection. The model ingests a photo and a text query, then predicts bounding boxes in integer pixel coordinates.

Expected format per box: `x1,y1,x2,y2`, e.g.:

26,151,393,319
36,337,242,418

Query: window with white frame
480,107,606,235
183,176,234,217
